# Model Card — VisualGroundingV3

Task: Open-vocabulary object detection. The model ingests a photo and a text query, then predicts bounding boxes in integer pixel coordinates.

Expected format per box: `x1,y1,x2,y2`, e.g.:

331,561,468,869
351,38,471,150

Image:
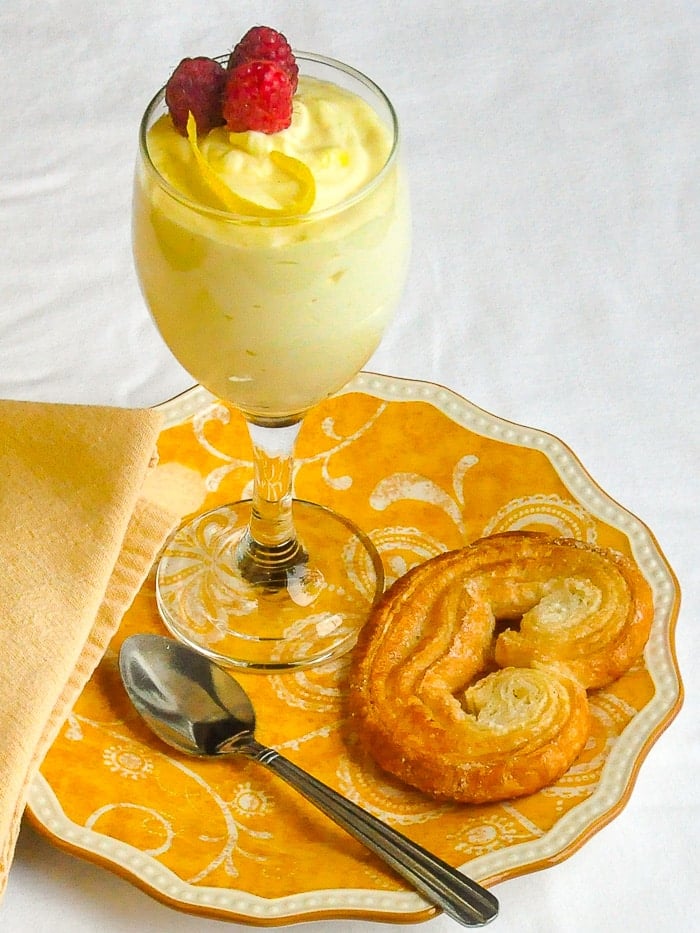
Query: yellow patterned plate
27,374,682,926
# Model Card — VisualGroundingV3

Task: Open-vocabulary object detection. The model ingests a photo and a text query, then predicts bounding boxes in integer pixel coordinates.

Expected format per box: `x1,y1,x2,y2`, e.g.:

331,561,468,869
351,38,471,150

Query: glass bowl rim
137,50,401,226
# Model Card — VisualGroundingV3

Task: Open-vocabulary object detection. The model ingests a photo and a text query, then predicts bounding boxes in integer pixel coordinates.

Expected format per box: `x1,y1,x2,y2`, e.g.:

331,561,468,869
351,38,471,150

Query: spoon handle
245,740,498,927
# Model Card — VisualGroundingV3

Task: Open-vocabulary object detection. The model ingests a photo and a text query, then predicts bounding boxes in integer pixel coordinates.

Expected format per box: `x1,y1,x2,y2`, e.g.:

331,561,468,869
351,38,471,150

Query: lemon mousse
133,71,410,422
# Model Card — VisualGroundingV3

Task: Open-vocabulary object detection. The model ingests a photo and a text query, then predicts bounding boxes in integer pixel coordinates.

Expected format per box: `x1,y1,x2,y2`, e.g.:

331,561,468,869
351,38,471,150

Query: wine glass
133,52,410,670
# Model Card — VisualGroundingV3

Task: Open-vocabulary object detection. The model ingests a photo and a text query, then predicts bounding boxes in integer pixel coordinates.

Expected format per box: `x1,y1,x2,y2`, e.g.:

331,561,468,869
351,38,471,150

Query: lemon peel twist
186,113,315,217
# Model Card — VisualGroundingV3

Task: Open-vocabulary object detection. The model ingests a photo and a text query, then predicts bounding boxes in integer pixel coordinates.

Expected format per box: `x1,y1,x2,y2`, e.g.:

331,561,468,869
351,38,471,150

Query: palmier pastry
489,533,654,689
348,532,653,804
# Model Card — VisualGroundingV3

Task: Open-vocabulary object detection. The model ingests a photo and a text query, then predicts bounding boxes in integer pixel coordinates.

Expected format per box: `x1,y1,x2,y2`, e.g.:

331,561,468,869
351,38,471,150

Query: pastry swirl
349,532,653,803
489,533,654,689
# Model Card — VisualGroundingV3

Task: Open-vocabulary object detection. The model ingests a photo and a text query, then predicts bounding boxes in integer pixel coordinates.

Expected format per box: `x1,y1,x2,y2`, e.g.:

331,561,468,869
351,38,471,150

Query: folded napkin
0,399,184,899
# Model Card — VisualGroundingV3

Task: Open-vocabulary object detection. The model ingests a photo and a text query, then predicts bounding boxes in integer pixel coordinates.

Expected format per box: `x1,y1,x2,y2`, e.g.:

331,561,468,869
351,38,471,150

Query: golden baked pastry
348,531,654,804
490,533,654,689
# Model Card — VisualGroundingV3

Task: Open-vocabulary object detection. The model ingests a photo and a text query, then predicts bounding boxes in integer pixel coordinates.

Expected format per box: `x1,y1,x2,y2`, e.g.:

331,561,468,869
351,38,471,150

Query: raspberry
222,60,293,134
227,26,298,92
165,57,227,135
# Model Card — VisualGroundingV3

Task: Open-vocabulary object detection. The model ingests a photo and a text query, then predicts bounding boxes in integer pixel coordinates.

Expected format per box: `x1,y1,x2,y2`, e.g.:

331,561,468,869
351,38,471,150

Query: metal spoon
119,633,499,927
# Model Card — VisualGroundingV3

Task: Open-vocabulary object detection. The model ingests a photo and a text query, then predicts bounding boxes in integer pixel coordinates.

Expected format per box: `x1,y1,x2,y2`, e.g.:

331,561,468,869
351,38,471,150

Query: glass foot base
154,499,384,671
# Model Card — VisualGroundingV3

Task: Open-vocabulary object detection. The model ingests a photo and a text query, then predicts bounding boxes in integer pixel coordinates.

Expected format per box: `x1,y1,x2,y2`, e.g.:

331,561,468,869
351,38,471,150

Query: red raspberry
227,26,298,92
222,60,293,134
165,57,227,135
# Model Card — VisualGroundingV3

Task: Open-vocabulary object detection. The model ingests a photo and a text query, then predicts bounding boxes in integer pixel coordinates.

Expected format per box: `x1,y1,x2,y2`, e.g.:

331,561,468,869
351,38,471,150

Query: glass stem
236,420,307,586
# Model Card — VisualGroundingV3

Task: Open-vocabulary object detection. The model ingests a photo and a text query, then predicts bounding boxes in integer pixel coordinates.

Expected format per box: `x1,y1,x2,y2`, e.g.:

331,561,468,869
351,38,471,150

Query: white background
1,1,698,931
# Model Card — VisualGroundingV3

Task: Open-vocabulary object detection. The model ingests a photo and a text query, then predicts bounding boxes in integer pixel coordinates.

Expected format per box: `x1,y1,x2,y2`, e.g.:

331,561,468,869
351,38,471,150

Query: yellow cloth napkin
0,399,183,899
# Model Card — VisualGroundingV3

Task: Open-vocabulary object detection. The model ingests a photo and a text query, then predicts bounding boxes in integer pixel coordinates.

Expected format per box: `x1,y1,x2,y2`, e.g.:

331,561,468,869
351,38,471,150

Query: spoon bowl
120,633,256,755
119,633,499,927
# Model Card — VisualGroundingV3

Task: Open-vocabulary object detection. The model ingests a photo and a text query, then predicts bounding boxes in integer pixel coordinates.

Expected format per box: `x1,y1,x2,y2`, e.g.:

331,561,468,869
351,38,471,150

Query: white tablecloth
1,1,697,930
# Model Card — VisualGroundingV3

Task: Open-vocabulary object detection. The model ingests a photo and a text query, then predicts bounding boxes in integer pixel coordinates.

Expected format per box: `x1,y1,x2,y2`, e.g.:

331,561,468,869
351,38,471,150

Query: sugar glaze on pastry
348,531,654,804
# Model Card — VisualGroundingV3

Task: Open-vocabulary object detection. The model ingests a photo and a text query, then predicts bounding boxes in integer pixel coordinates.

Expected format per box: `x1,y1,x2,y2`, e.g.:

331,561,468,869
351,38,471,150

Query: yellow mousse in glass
133,71,410,422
